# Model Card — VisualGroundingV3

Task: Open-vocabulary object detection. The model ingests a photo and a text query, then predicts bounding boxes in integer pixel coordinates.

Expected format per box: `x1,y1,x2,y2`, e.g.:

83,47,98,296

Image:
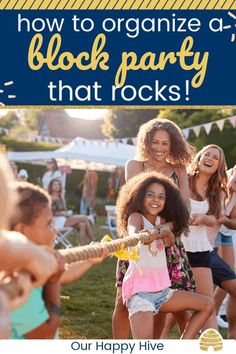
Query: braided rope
60,229,159,263
0,229,160,300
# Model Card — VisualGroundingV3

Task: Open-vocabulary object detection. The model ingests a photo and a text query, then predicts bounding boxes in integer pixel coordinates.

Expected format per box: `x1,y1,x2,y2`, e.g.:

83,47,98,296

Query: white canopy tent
7,137,136,171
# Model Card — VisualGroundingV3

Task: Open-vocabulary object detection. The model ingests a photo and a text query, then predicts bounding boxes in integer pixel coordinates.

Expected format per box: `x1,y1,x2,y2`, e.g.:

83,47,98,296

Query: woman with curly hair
116,171,213,339
112,118,196,339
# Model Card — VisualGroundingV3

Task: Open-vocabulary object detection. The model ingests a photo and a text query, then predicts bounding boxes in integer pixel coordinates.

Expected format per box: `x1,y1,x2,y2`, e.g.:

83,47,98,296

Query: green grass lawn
60,217,116,339
59,217,227,339
60,256,116,339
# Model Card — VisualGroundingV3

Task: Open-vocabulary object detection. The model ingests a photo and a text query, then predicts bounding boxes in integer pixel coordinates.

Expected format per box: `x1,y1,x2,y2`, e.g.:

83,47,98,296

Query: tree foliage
102,109,159,139
23,109,42,130
0,111,20,129
0,109,42,133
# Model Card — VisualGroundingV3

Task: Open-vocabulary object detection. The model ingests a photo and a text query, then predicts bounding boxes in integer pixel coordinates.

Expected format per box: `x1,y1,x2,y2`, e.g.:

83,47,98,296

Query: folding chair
53,216,73,248
105,205,117,239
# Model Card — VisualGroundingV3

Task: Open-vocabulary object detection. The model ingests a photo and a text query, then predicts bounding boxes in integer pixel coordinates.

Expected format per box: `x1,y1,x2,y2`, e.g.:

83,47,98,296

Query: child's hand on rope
140,229,157,245
155,225,175,246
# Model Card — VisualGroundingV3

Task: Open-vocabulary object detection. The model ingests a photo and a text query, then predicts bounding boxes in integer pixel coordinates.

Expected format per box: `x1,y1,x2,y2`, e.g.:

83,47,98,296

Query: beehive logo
199,329,223,351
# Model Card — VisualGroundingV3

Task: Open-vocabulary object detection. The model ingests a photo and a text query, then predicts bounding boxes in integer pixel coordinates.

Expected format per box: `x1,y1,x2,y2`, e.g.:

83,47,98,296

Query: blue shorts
127,288,175,317
210,249,236,287
215,231,233,247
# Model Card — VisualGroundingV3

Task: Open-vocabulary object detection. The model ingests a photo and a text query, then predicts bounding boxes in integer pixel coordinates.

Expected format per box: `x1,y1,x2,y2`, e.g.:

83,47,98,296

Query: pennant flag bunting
203,122,213,135
192,125,201,137
0,115,236,144
182,128,190,139
216,119,225,131
229,116,236,128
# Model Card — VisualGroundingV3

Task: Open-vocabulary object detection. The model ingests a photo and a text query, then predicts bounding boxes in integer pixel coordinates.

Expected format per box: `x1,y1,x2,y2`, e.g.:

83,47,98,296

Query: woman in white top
184,144,228,330
42,159,63,190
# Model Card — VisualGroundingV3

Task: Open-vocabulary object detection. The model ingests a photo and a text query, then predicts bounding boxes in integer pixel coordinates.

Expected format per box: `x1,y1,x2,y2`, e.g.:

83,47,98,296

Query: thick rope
60,228,159,263
0,229,160,300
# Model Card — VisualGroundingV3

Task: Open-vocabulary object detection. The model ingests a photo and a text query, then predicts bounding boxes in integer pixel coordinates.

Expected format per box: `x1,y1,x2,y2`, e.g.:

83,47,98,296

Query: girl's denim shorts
127,288,175,317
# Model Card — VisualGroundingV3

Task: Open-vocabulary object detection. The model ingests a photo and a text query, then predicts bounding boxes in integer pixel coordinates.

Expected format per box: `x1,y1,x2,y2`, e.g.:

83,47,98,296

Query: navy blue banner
0,10,235,106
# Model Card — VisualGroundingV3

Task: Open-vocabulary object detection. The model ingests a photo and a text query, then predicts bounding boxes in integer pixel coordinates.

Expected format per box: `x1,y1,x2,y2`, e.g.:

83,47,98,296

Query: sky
65,109,109,120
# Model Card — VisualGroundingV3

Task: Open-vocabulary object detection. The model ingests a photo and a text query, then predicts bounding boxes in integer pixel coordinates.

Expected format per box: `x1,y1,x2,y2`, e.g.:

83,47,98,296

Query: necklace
145,160,169,173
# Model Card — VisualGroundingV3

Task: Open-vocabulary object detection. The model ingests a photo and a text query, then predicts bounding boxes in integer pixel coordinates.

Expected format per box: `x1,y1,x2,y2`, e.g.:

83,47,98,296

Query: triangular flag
216,119,225,131
192,126,201,137
182,128,190,139
229,116,236,128
203,122,212,135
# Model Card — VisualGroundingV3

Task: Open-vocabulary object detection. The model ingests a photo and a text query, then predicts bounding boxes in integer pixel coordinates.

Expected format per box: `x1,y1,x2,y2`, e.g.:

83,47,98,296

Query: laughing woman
183,144,228,329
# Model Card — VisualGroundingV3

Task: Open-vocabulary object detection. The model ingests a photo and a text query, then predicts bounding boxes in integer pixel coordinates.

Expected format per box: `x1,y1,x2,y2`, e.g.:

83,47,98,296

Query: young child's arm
127,213,174,245
24,281,61,339
128,213,153,245
127,212,144,235
60,248,109,285
0,231,61,286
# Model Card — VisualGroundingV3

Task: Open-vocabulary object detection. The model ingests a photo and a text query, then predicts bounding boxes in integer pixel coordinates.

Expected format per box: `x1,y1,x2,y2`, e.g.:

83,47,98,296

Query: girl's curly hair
188,144,228,218
136,118,195,166
116,171,189,237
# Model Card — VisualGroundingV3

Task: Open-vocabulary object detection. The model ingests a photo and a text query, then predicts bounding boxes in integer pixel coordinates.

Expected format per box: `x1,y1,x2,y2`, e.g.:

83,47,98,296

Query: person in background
42,159,63,190
18,169,29,181
107,167,125,201
80,170,98,217
48,179,96,245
